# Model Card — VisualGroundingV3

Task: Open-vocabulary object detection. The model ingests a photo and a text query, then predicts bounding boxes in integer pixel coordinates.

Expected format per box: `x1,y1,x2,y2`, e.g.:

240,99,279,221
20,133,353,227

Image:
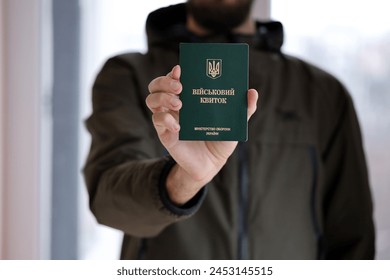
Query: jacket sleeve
321,85,375,259
83,56,206,238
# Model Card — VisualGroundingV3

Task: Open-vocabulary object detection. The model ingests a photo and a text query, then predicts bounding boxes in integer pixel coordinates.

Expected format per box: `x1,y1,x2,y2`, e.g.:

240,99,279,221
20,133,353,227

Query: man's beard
187,0,254,34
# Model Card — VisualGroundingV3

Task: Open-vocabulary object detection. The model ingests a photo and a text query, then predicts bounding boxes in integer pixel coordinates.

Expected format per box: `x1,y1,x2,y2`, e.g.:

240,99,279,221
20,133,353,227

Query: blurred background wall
0,0,51,259
0,0,389,260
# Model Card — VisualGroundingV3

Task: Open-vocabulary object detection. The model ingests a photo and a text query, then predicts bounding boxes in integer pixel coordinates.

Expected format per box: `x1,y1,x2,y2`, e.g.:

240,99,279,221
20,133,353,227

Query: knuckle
160,112,172,123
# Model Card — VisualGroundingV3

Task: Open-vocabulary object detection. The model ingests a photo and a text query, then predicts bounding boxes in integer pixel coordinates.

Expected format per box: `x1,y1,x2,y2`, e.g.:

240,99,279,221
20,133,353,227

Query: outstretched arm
84,58,258,238
146,65,258,205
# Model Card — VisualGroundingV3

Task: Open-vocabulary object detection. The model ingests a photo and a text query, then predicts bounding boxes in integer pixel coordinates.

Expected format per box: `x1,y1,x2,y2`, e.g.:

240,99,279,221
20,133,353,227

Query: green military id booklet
179,43,249,141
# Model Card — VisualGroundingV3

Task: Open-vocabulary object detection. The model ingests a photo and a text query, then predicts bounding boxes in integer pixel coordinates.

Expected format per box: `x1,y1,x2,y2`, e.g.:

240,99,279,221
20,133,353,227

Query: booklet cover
179,43,249,141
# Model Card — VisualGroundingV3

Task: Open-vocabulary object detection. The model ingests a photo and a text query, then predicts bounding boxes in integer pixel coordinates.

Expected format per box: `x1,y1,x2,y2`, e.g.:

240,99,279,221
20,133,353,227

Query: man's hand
146,65,258,205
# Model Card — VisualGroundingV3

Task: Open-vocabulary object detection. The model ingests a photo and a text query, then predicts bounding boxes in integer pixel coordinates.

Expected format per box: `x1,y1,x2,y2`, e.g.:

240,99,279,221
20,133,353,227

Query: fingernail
171,81,180,90
173,123,180,131
171,98,180,107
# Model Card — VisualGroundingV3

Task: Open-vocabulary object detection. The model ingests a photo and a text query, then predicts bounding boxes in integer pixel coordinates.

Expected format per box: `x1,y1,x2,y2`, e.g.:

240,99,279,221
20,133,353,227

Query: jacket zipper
237,142,249,259
309,146,324,259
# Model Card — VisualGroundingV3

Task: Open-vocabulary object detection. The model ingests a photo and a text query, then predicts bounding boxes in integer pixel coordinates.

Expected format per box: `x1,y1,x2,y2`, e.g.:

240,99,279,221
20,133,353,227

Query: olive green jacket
83,4,375,259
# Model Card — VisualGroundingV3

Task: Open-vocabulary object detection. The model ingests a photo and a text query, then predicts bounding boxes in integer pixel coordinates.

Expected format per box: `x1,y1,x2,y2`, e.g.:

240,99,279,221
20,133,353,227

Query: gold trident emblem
207,59,222,79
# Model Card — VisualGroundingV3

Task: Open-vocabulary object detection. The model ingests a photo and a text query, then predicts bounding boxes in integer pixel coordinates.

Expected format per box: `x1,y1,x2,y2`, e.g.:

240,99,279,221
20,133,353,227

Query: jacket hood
145,3,284,52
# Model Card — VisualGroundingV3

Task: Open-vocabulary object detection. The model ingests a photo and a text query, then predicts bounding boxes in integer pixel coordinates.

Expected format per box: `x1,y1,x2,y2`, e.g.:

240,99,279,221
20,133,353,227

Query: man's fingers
147,65,182,138
152,112,180,134
148,76,182,95
146,92,182,113
148,65,182,95
167,65,181,80
247,89,259,121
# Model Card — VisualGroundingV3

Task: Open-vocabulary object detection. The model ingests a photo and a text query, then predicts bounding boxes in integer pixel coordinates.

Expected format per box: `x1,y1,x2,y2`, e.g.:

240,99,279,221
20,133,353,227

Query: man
83,0,375,259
